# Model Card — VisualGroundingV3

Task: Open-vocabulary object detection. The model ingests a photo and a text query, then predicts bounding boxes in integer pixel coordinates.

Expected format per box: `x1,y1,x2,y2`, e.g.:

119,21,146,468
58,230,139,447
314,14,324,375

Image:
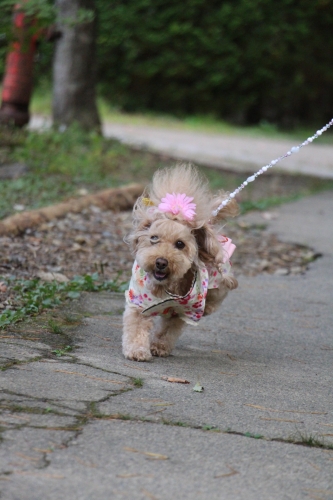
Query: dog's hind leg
122,306,153,361
150,316,184,357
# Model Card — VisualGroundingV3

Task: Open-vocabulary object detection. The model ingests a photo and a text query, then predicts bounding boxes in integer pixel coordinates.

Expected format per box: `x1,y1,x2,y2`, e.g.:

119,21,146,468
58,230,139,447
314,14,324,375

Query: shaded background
1,0,333,128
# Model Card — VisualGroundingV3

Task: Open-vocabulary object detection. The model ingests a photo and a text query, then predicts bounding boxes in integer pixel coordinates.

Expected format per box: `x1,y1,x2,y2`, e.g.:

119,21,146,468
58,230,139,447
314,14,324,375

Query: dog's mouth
153,270,169,281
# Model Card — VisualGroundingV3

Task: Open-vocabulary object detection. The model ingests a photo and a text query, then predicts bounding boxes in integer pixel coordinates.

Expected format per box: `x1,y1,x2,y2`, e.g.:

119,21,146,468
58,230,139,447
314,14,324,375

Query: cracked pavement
1,192,333,499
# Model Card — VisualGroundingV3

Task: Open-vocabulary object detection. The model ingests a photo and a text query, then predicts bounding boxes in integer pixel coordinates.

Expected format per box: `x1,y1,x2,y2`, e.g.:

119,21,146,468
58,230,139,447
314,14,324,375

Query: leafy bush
0,0,55,81
1,0,332,126
96,0,333,126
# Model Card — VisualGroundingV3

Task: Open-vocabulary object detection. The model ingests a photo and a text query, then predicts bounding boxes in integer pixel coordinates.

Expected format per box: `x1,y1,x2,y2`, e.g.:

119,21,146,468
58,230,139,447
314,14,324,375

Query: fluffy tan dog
122,164,239,361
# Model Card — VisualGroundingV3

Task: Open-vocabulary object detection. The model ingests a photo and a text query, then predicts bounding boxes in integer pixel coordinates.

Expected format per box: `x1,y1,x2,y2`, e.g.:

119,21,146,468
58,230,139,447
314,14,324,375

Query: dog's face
135,218,198,286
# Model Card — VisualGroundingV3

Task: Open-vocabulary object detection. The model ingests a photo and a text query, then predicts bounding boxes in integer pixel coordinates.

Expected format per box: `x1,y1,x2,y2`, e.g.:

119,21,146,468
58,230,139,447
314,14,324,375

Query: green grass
52,345,73,357
30,79,52,116
239,194,301,213
0,273,128,329
288,431,333,450
133,378,144,388
48,319,64,335
0,124,176,219
243,431,264,439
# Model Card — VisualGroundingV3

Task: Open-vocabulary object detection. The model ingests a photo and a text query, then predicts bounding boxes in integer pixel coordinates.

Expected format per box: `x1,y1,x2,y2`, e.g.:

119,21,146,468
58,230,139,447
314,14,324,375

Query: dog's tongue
154,271,167,280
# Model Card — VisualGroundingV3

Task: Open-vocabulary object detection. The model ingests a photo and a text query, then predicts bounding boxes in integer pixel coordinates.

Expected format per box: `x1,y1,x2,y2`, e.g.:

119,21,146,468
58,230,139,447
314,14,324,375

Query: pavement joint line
0,404,68,418
74,360,134,378
0,355,45,372
5,403,331,452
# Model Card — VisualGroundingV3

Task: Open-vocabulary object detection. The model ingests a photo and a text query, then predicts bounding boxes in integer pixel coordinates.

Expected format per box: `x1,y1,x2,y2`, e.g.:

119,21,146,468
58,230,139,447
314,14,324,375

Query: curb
0,183,143,236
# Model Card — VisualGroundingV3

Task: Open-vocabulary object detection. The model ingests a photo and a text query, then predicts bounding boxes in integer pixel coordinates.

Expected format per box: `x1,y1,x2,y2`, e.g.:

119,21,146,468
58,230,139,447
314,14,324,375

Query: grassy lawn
0,125,172,219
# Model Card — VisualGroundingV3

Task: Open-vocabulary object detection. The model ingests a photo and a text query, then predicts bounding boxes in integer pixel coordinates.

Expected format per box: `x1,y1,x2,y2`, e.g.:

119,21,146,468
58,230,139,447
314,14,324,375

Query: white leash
212,118,333,216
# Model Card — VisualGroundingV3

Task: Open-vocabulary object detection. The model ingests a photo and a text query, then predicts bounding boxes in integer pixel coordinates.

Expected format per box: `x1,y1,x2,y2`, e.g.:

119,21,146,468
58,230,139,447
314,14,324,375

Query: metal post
0,4,39,127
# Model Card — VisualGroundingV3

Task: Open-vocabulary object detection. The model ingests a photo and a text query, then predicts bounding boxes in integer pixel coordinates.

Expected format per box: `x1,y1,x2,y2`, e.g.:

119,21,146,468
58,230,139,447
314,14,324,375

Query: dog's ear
193,225,223,266
137,220,151,232
125,219,151,254
193,225,238,290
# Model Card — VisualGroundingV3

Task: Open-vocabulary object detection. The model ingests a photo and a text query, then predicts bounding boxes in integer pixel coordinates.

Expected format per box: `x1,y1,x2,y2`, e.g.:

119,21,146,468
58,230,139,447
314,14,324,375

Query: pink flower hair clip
158,192,196,221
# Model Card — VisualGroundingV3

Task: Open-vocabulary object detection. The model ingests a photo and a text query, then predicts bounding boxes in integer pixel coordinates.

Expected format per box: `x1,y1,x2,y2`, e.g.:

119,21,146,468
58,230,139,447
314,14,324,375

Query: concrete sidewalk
30,115,333,179
1,192,332,499
103,122,333,179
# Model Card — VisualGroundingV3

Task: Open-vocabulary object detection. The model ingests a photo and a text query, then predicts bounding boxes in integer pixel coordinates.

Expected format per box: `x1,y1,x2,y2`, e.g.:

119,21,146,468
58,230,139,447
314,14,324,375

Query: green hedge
96,0,333,126
1,1,332,126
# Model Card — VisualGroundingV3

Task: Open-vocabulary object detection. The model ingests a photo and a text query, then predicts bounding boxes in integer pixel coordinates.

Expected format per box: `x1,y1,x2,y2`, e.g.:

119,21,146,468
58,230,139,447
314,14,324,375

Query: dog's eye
175,240,185,250
150,235,159,244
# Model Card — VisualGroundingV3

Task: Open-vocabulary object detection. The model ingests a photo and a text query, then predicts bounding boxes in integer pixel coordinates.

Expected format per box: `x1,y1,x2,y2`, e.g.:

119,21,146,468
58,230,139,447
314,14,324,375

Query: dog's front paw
124,346,152,362
150,341,171,357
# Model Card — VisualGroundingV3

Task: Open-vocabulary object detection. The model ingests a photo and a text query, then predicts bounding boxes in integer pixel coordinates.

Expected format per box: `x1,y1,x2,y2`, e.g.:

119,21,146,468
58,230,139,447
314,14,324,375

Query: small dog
122,164,239,361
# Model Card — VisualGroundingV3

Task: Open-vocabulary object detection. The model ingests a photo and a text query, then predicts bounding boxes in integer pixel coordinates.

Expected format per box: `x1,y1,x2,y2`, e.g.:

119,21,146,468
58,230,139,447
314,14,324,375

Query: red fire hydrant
0,4,39,127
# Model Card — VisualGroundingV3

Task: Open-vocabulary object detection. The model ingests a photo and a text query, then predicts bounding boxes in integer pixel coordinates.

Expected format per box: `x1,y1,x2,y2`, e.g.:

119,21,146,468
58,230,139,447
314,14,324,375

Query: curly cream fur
122,163,239,361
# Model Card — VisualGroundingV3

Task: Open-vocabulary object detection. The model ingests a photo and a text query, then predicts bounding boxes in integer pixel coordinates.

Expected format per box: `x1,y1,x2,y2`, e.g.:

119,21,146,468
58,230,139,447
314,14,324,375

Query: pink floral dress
125,236,236,325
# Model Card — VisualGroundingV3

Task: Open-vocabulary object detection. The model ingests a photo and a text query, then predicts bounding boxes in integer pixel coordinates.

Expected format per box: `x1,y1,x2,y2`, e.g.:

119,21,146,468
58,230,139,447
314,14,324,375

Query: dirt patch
0,204,318,307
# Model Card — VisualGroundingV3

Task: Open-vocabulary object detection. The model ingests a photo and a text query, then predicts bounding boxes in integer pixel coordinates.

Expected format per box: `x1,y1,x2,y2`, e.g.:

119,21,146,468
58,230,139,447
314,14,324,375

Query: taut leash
212,118,333,216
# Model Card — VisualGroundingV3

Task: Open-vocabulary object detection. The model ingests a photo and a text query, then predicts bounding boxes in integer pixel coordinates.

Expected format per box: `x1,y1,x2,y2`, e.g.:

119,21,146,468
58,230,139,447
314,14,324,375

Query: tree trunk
52,0,101,131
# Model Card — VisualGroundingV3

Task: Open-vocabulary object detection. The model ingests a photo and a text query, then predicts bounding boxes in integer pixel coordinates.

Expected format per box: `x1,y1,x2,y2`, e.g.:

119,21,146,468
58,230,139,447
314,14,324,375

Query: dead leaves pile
0,206,318,310
0,207,133,285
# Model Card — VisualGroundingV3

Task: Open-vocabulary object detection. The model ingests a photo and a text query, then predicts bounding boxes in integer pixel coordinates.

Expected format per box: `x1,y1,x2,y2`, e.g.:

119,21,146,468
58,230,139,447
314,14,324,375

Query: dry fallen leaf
161,377,190,384
193,383,204,392
0,282,7,293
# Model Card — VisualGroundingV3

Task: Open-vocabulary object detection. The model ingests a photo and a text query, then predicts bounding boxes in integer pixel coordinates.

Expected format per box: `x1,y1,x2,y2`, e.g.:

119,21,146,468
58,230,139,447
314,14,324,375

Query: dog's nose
155,258,168,270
